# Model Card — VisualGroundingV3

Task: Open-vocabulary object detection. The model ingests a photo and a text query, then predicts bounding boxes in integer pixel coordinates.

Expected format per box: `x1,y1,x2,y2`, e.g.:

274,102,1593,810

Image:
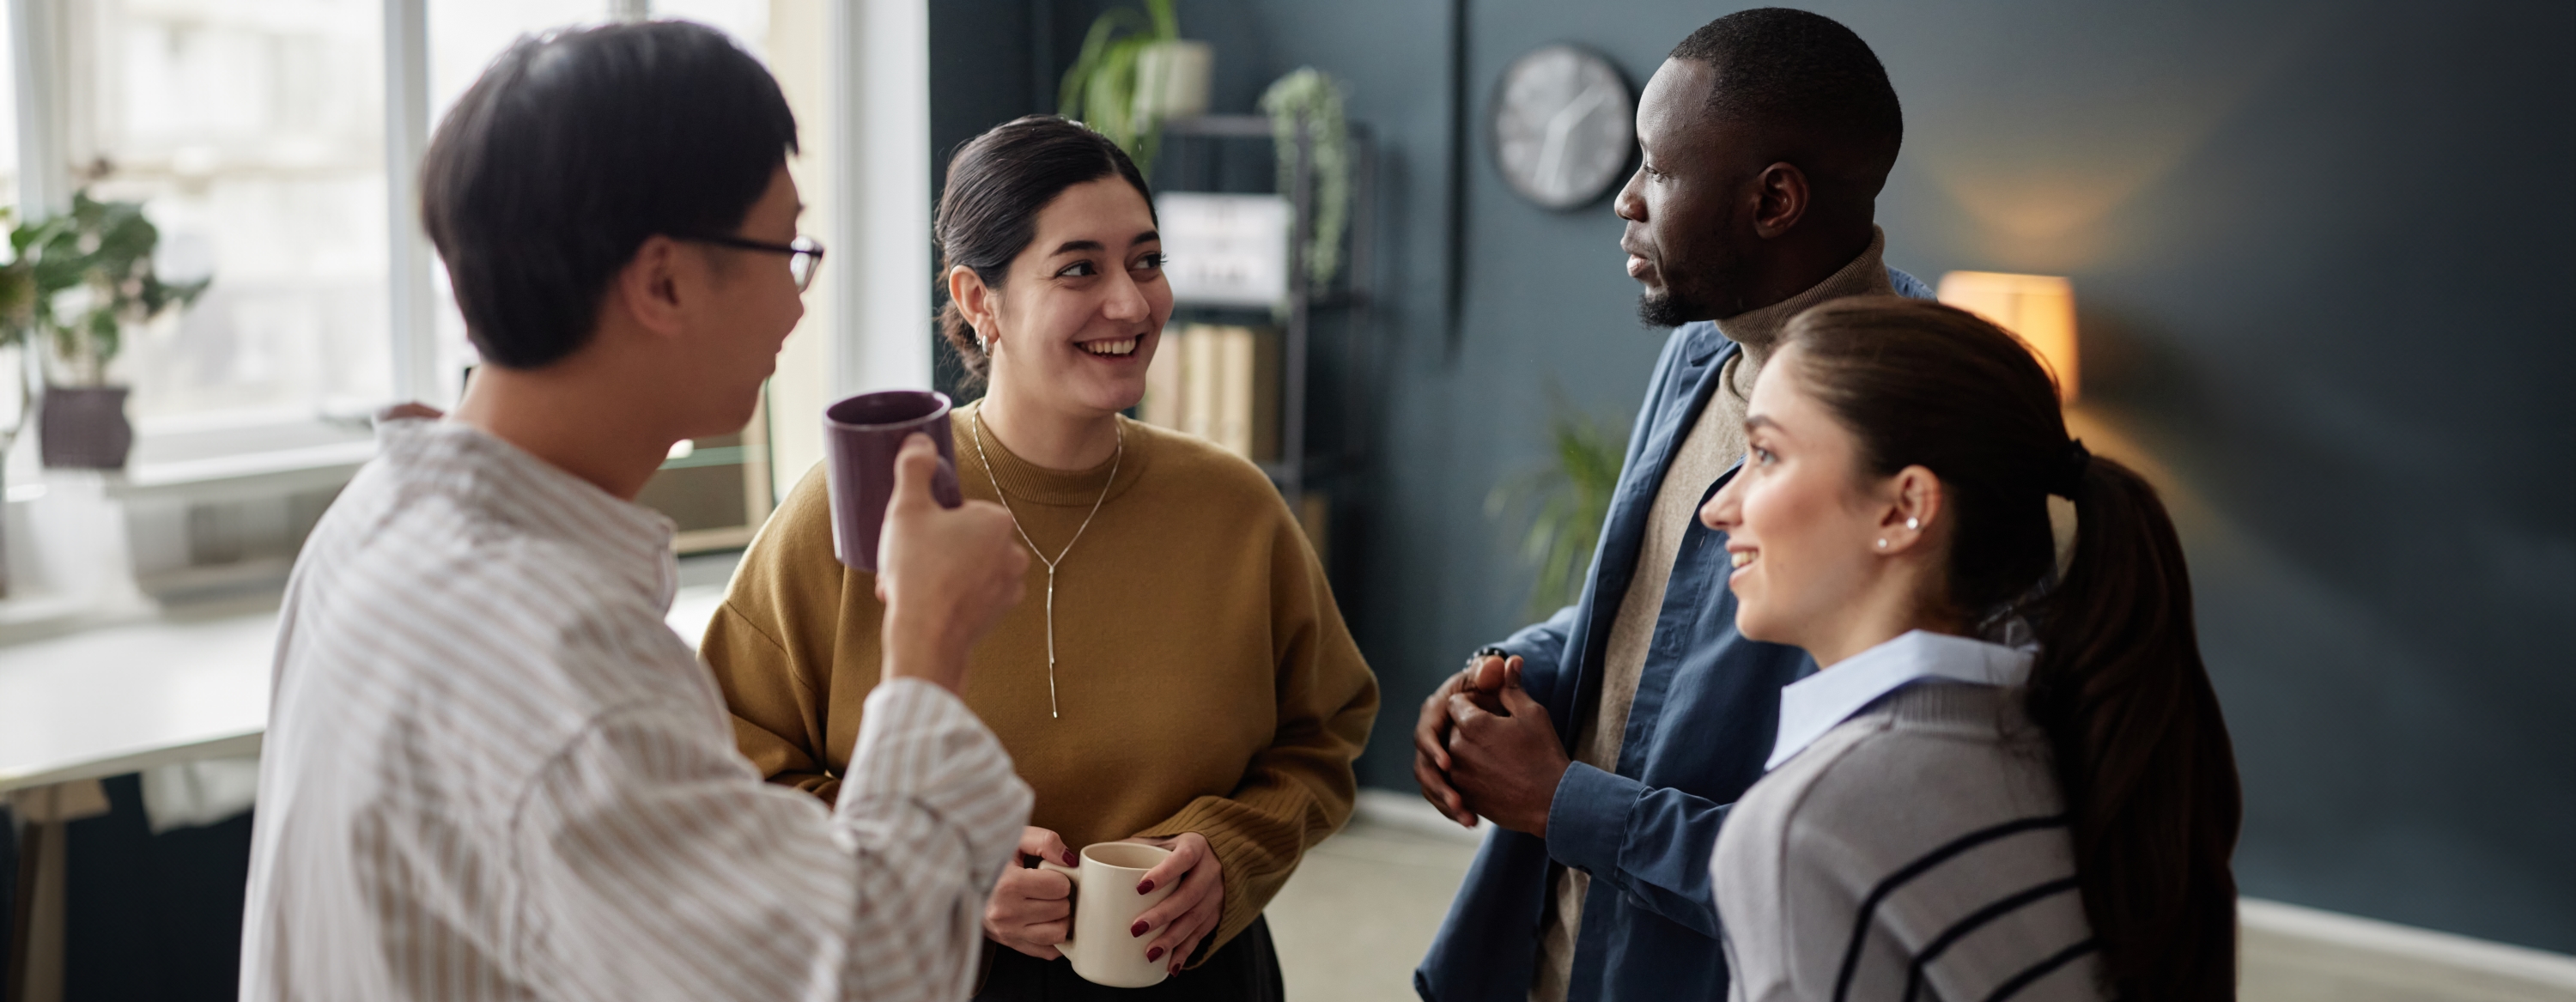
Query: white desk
0,585,728,794
0,611,276,796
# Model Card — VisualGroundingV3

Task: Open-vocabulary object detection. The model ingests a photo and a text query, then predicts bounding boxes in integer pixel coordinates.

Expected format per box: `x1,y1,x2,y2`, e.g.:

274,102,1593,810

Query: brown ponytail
933,115,1157,384
1780,296,2242,1000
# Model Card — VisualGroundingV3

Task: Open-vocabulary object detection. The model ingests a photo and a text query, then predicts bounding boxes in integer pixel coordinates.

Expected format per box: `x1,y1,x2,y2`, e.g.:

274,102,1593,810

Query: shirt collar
374,418,678,609
1765,629,2033,771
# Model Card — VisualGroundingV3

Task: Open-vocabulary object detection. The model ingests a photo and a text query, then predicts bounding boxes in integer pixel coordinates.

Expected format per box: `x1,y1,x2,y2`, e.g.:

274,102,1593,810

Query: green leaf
1488,386,1626,618
1056,2,1177,172
8,187,212,381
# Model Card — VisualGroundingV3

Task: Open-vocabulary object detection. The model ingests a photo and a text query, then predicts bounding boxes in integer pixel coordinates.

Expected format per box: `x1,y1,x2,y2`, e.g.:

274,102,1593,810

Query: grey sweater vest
1713,683,2108,1002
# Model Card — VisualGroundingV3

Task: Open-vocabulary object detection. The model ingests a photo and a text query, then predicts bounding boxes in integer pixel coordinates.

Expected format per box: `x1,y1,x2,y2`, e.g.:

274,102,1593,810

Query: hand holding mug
1123,832,1224,975
985,827,1078,959
877,434,1027,690
1036,842,1182,987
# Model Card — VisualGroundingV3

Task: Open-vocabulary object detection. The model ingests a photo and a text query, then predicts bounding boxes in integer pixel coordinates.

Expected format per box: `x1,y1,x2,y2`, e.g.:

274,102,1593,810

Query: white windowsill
104,439,377,504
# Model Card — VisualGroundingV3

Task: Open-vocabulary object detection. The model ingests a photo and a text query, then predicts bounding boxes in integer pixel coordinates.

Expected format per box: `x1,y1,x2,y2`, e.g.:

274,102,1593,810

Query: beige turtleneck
1530,228,1898,1001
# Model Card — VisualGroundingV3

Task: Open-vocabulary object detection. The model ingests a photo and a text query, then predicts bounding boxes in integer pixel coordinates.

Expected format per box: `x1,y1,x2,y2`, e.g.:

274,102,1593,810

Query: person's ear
948,264,999,350
1751,161,1811,240
1872,465,1942,556
612,234,689,338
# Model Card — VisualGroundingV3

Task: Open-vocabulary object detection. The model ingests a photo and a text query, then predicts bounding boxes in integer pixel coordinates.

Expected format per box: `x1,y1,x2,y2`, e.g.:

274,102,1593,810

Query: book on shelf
1139,323,1278,463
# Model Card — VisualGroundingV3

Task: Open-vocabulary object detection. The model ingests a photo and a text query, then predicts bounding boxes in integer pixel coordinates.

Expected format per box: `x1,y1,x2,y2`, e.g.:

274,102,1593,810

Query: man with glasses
240,21,1036,1001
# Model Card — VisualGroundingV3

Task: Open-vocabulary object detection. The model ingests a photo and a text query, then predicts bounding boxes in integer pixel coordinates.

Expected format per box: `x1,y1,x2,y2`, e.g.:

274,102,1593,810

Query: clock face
1491,46,1635,210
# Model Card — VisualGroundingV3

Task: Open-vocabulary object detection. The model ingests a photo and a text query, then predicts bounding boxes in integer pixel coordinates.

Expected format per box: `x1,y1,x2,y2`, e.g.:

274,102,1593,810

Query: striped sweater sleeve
512,679,1031,1002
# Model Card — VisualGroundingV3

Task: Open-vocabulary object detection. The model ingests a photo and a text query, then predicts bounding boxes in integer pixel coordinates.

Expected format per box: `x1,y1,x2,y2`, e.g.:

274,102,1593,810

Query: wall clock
1491,45,1635,210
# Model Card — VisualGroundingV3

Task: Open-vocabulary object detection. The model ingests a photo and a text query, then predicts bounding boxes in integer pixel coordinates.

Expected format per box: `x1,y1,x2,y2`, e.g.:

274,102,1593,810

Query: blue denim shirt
1415,267,1934,1002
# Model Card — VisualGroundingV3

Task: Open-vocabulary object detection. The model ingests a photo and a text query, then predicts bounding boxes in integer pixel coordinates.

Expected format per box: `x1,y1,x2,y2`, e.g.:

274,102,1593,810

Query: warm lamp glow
1936,271,2079,402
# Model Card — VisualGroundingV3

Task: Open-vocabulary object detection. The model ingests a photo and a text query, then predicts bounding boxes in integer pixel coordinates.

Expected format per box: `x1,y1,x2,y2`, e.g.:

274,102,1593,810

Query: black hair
421,21,797,370
1668,8,1904,188
1784,298,2242,1001
934,115,1155,380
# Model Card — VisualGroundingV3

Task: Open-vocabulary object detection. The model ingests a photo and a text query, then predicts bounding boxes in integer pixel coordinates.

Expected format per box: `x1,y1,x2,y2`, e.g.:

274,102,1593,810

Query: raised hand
876,433,1029,691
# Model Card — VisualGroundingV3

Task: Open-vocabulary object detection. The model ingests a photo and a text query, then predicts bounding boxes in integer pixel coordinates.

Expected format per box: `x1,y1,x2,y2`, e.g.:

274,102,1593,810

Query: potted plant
1258,68,1352,294
1486,393,1625,618
0,191,210,471
1059,0,1208,173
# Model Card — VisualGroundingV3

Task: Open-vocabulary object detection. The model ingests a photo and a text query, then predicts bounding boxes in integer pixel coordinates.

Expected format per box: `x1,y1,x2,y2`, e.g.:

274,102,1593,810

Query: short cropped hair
421,21,797,369
1669,8,1902,179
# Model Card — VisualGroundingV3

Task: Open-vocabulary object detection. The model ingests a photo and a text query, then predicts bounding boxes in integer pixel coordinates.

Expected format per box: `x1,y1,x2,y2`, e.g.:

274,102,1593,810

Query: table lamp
1935,271,2079,402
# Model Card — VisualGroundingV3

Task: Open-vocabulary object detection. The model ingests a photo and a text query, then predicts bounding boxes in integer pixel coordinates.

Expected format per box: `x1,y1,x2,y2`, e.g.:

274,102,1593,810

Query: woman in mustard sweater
702,115,1378,1000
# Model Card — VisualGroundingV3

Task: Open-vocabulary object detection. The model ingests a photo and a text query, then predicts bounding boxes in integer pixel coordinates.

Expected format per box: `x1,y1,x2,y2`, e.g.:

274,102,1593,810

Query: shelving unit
1154,113,1376,507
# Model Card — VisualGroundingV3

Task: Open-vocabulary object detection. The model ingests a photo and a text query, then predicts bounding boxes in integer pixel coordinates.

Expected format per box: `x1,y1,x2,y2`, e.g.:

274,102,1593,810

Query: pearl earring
1875,538,1887,549
1905,518,1919,531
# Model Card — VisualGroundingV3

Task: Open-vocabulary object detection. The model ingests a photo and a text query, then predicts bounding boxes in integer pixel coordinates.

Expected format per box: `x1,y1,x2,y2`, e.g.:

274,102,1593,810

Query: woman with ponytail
1697,297,2240,1000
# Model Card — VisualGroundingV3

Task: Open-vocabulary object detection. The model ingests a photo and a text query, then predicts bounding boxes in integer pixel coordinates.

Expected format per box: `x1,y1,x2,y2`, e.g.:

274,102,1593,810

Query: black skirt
972,915,1284,1001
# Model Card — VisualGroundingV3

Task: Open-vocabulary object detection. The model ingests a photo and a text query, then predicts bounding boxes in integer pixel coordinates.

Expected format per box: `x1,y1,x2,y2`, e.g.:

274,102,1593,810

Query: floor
1267,807,1485,1002
1264,799,2576,1002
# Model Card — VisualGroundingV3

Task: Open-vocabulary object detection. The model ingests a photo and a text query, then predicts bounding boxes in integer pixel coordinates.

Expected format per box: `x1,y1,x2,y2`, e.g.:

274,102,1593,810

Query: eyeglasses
685,234,826,291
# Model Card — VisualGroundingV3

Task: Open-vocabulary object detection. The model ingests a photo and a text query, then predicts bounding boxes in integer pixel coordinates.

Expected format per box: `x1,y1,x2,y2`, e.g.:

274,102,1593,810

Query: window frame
3,0,925,464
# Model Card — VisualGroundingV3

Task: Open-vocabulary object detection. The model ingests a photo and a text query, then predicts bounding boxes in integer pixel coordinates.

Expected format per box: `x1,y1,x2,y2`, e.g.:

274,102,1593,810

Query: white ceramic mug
1037,841,1177,987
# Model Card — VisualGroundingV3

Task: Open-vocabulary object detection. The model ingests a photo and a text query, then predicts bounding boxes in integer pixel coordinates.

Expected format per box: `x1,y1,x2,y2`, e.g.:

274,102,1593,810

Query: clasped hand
1412,654,1570,836
984,828,1224,975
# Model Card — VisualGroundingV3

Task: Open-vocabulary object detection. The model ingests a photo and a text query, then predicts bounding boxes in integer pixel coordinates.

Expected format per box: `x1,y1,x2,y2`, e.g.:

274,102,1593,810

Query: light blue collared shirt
1765,630,2034,772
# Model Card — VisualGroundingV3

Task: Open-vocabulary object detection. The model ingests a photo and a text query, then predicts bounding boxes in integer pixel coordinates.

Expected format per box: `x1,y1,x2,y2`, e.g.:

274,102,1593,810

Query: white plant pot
1133,39,1212,122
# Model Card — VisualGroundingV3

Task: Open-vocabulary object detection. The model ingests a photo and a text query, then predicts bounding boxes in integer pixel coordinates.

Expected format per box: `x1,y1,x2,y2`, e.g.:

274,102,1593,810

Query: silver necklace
969,409,1123,720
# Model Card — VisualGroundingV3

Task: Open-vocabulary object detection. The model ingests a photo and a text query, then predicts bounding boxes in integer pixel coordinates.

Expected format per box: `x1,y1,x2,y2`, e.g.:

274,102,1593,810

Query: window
416,2,769,404
81,0,389,427
0,0,874,612
420,0,613,403
0,10,19,212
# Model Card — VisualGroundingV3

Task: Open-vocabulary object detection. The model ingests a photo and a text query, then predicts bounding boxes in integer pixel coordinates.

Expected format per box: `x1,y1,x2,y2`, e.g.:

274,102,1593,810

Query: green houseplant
1059,0,1207,173
1487,394,1626,619
0,191,210,470
1258,69,1352,293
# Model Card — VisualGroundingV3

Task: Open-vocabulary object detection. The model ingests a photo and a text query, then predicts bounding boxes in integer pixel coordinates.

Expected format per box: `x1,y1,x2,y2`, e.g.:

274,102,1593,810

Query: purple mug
823,390,964,572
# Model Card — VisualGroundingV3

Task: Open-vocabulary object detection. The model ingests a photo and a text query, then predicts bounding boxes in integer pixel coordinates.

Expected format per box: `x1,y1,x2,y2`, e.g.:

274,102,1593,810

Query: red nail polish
1135,878,1155,895
1063,851,1078,865
1146,946,1164,962
1131,919,1150,938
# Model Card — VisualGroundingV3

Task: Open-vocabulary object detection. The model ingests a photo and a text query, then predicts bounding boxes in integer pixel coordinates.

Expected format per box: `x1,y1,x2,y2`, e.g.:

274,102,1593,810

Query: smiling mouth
1729,550,1756,569
1081,337,1139,357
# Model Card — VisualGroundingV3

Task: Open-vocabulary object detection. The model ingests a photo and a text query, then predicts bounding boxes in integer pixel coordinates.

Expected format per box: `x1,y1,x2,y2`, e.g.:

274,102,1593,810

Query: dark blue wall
937,0,2576,950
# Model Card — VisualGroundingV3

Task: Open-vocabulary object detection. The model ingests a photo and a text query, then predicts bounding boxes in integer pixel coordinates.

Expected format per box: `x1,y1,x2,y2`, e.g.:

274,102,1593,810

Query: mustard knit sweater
702,404,1380,962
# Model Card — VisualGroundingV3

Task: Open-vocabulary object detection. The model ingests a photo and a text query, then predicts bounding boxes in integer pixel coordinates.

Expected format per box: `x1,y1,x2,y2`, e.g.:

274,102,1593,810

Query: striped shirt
1711,634,2104,1002
240,419,1033,1002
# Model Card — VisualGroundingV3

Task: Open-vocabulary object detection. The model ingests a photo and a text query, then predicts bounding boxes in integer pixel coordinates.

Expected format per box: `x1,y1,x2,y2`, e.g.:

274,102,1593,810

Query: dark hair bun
933,116,1155,382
